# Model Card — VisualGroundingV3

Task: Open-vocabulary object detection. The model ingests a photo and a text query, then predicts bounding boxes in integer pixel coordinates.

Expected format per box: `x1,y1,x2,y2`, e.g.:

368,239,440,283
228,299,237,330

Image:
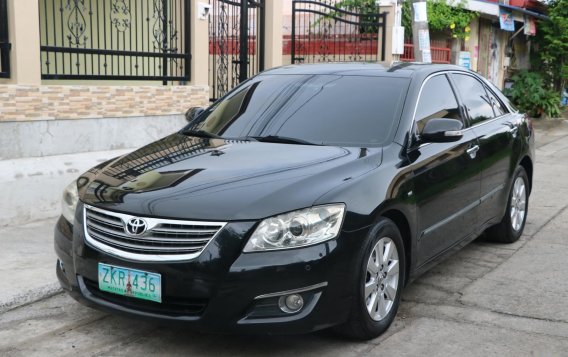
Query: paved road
1,121,568,356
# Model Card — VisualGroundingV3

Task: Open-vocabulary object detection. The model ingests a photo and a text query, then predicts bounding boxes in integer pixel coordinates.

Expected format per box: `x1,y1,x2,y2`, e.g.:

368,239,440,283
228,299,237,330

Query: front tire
335,218,405,340
485,166,529,243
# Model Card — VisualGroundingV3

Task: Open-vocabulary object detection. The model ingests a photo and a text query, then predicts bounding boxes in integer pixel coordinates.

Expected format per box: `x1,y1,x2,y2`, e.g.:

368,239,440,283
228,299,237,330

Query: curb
0,283,63,314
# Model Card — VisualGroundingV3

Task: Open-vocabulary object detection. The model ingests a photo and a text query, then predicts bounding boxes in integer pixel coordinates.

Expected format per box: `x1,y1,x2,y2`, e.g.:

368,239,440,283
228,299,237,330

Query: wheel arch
380,209,412,287
519,156,533,194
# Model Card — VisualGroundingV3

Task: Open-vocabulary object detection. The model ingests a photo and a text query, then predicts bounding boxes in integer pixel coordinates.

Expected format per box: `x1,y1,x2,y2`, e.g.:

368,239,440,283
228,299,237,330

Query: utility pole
411,0,431,63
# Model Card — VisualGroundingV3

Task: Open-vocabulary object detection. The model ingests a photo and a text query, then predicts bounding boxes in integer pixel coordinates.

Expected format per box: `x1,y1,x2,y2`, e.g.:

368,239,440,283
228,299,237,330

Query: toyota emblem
125,217,147,236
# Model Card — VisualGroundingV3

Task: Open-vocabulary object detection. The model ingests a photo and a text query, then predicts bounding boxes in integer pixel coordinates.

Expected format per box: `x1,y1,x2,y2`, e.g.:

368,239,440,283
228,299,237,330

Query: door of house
477,19,491,80
477,18,501,86
208,0,265,101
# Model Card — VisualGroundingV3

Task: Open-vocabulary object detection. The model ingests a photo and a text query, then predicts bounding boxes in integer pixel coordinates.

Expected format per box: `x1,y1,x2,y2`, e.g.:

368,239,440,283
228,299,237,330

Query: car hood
79,133,382,221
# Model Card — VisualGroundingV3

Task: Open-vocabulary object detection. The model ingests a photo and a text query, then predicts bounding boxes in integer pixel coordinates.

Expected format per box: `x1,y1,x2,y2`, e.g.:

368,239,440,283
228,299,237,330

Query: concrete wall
0,149,133,227
0,114,193,226
0,114,189,160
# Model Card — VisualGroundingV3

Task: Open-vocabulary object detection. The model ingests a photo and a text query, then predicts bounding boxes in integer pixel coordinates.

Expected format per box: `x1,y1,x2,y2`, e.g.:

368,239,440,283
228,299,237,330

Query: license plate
98,263,162,303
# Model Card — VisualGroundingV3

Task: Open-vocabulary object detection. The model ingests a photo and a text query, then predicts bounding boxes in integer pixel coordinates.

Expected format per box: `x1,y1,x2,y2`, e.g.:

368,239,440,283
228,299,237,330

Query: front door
408,74,482,267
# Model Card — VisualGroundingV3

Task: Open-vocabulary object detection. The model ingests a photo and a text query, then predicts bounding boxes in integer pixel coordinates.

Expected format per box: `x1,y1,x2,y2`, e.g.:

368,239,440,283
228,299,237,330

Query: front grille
82,277,207,317
83,205,226,262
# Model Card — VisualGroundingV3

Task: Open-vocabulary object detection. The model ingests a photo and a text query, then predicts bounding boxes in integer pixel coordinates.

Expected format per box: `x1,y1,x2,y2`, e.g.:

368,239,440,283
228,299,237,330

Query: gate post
264,0,282,69
379,3,395,65
291,1,296,64
1,0,41,84
190,0,209,86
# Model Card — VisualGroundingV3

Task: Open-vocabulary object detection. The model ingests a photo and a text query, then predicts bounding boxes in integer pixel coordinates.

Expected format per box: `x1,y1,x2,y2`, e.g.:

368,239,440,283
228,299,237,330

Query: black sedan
55,63,534,340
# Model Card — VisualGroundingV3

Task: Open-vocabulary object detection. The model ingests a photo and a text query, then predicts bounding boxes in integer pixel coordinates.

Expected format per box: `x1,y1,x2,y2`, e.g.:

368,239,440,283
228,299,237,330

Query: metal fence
208,0,264,101
291,0,387,64
401,41,451,63
39,0,191,83
0,0,10,78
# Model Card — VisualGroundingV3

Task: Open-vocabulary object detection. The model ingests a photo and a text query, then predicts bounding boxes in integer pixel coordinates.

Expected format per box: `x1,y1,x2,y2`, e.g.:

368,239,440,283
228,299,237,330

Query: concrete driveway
1,121,567,356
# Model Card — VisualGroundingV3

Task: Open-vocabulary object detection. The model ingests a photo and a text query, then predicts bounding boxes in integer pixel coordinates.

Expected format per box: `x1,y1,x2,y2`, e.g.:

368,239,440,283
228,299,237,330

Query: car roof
261,62,472,78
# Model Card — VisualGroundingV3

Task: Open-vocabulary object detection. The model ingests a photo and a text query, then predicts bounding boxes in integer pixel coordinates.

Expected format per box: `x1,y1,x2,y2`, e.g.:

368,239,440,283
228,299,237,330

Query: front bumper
54,207,367,334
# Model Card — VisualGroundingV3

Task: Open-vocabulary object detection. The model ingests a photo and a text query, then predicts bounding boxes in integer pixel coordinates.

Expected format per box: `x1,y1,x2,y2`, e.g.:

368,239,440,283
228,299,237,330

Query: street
1,121,568,356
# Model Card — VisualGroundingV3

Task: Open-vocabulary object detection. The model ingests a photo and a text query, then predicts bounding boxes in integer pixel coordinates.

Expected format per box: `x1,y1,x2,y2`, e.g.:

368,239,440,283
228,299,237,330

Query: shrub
504,70,562,118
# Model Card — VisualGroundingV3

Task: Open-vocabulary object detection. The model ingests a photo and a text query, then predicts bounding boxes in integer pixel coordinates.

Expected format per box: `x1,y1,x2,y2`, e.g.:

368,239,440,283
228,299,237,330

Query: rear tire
485,166,529,243
334,218,405,340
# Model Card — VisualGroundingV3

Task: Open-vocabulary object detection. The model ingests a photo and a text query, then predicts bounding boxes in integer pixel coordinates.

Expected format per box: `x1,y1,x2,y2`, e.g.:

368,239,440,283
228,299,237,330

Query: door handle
504,122,519,137
466,145,480,159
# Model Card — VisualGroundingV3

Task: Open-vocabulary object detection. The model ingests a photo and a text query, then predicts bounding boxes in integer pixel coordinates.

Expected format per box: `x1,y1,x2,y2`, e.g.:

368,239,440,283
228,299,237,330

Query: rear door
450,73,517,228
409,74,482,267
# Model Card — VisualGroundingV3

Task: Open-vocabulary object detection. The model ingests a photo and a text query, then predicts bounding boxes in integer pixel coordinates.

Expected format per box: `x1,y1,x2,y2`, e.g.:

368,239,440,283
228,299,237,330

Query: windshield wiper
249,135,320,146
181,129,223,139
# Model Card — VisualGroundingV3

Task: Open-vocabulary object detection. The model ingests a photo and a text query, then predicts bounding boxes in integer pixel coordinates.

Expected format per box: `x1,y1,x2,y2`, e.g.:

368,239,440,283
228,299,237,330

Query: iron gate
39,0,191,84
208,0,264,101
0,0,10,78
291,0,386,64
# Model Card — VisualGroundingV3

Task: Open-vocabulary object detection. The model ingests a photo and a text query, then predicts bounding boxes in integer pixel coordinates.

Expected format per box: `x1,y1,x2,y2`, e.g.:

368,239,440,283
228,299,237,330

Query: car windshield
183,74,409,147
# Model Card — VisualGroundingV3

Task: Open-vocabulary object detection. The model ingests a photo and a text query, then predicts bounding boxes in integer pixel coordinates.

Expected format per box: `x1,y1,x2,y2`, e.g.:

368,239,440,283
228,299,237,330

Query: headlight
61,180,79,225
243,204,345,252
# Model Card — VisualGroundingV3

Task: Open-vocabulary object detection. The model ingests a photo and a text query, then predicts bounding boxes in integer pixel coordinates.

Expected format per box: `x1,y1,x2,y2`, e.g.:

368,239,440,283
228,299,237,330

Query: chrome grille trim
83,204,227,262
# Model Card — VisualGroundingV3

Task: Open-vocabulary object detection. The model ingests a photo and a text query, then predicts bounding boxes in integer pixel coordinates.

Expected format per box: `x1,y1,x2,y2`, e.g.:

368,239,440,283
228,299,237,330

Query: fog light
278,294,304,313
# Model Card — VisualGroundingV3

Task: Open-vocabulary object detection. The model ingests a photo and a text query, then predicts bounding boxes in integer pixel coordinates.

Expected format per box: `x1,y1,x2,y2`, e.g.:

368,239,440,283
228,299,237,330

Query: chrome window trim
448,71,512,123
477,74,517,114
467,113,510,131
408,70,514,149
254,282,328,300
83,204,227,262
408,71,457,148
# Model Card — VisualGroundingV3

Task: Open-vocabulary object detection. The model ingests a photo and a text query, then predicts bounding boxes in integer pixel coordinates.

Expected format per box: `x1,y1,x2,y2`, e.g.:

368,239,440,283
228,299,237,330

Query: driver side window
415,75,464,135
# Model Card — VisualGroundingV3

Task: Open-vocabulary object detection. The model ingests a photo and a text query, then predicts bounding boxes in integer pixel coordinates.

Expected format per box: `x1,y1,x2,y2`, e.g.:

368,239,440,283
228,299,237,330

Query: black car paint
55,63,535,334
78,134,381,225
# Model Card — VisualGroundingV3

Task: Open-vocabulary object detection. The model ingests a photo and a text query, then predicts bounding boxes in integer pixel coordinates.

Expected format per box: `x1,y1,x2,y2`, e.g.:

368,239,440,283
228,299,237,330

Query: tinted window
415,75,463,133
485,79,517,112
185,74,409,146
452,74,495,125
485,86,507,116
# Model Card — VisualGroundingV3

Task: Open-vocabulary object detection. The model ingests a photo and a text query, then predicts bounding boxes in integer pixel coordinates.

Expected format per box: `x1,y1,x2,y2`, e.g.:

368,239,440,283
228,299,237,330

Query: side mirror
420,118,464,143
185,107,205,122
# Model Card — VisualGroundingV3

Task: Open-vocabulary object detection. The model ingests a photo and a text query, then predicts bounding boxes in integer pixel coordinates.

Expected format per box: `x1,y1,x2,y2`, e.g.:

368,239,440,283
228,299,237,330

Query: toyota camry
55,63,534,339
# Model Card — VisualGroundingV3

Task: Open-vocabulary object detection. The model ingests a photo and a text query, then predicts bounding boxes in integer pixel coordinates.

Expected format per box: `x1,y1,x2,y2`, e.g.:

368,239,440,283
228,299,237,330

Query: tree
532,0,568,93
402,0,477,40
318,0,381,34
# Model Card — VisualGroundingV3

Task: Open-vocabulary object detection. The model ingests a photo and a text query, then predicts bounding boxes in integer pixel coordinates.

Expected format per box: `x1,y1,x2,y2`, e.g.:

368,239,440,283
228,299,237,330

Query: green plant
531,0,568,93
402,0,478,40
504,70,562,118
540,90,563,118
331,0,375,12
314,0,381,34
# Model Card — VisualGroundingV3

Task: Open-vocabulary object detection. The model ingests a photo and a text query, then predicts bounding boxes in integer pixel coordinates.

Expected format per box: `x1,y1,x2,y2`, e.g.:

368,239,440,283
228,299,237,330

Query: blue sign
499,7,515,32
458,51,471,70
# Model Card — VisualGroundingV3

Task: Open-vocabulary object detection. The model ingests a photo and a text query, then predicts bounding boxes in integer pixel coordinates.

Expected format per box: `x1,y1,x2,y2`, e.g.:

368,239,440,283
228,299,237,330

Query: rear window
187,74,409,146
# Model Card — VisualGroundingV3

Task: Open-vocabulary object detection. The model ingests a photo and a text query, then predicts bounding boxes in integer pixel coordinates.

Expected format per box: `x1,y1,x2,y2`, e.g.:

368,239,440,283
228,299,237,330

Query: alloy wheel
364,237,400,321
510,176,527,232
